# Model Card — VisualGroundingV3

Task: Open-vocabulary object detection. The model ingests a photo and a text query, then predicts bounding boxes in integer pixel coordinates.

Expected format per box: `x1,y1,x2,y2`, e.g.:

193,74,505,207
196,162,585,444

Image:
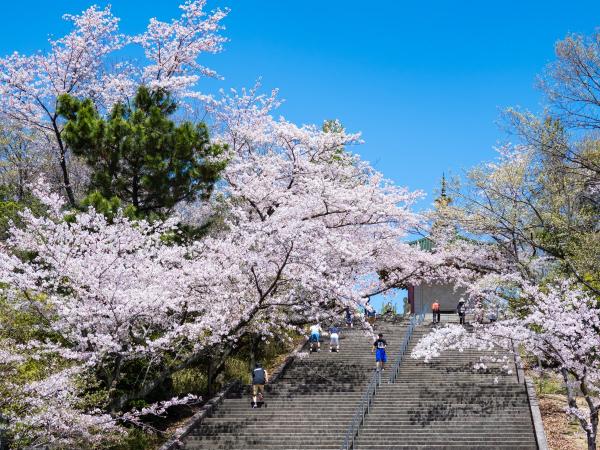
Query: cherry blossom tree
0,4,434,446
199,83,427,309
0,83,429,445
409,142,600,450
412,277,600,450
0,6,124,205
0,187,205,445
0,125,42,201
0,1,229,207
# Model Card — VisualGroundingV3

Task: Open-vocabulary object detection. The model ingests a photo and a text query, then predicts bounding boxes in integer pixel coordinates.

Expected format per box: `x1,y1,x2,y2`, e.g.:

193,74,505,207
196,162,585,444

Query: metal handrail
340,309,426,450
388,315,416,384
417,307,425,324
389,307,425,384
511,339,525,385
340,368,381,450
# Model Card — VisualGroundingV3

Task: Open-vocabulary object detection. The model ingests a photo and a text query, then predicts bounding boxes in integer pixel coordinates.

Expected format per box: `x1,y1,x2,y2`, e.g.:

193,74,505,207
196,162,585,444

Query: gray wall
414,283,466,313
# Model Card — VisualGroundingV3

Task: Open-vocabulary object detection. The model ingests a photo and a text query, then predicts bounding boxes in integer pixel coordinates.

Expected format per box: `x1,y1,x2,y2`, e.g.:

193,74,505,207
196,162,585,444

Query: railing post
341,312,426,450
511,340,525,384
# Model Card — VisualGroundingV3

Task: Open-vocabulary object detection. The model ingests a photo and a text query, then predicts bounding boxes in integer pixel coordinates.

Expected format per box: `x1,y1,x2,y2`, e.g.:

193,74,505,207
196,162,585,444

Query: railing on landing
340,309,426,450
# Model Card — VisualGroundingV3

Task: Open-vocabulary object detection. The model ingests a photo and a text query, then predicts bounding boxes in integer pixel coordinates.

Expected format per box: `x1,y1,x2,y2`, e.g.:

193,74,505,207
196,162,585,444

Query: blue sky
2,1,600,210
2,0,599,311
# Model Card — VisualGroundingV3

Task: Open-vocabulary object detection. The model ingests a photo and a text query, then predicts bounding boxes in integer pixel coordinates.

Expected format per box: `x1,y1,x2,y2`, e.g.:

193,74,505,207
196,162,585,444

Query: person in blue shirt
372,333,387,371
329,325,340,352
251,362,269,408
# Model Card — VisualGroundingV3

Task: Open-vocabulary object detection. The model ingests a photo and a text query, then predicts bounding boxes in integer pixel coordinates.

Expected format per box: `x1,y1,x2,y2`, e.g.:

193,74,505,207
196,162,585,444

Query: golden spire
434,173,452,209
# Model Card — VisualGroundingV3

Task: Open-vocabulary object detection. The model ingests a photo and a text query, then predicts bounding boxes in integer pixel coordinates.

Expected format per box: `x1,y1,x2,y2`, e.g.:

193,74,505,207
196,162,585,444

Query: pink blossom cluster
412,275,600,437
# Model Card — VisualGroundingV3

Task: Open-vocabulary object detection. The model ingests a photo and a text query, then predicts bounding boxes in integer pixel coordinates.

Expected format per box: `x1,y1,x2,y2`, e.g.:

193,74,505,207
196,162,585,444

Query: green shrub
225,357,251,384
171,368,207,395
109,428,161,450
380,301,398,315
534,374,566,395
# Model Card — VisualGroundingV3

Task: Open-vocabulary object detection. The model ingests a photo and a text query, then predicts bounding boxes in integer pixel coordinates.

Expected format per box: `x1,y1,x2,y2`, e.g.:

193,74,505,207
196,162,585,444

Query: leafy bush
172,368,208,396
534,374,566,396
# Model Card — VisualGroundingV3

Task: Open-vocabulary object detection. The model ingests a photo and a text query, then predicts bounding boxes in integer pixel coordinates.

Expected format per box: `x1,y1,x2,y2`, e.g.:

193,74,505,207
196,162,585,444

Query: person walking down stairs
372,333,387,371
432,300,441,324
366,302,376,325
251,363,268,408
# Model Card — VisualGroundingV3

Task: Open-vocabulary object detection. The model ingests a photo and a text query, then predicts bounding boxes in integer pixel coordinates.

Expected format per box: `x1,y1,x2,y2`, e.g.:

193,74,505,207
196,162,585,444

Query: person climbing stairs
182,320,408,449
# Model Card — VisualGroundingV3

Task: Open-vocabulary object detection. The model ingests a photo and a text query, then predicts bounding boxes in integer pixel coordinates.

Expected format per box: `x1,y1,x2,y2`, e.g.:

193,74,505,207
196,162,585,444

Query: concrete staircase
354,315,537,449
182,320,408,449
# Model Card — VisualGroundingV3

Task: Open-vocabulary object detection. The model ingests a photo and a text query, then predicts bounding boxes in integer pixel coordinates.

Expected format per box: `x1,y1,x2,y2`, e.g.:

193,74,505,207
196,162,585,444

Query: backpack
253,367,266,384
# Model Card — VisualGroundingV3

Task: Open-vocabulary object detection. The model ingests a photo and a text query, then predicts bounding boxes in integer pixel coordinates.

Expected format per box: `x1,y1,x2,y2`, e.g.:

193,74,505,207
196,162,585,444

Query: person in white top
309,323,322,351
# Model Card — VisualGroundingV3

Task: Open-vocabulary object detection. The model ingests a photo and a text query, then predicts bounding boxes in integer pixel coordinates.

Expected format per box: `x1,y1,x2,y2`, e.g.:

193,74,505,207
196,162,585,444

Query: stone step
180,320,537,449
354,439,537,444
354,444,536,449
354,447,535,450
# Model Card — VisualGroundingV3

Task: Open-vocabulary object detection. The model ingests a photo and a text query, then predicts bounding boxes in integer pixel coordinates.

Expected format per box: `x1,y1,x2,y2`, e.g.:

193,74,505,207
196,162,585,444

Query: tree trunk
132,174,139,209
17,166,24,202
587,409,598,450
59,149,76,207
52,117,76,207
591,411,598,450
249,335,258,373
206,350,232,398
586,430,596,450
563,369,597,450
581,380,598,450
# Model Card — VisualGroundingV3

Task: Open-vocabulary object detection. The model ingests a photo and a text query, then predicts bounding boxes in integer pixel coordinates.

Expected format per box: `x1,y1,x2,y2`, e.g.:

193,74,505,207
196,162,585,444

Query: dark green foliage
0,184,45,239
80,191,137,222
0,198,20,240
108,428,161,450
58,86,227,215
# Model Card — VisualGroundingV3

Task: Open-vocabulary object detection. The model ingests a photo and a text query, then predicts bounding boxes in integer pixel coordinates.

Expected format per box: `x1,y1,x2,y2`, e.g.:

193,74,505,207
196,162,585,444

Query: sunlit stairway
182,319,408,449
353,315,537,449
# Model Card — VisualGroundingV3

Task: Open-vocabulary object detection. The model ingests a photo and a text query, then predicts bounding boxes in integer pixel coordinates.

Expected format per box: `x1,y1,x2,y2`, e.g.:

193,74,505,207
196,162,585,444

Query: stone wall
413,283,466,313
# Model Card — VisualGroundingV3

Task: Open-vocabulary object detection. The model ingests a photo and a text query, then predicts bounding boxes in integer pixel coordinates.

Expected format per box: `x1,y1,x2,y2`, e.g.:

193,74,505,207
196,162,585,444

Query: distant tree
0,127,40,202
322,118,344,134
58,86,227,215
541,31,600,130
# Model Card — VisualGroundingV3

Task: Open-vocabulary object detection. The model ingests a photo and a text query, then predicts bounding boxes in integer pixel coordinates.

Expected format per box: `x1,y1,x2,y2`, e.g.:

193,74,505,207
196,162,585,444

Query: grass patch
534,374,566,396
171,368,207,396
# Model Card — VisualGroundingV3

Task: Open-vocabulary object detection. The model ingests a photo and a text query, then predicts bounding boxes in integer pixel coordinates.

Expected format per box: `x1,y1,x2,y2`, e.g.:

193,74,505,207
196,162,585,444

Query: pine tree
58,86,226,214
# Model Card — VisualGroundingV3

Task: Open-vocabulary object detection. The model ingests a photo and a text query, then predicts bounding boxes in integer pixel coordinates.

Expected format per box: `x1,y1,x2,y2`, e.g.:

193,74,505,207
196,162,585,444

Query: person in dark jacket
252,362,269,408
457,299,467,325
345,307,354,328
